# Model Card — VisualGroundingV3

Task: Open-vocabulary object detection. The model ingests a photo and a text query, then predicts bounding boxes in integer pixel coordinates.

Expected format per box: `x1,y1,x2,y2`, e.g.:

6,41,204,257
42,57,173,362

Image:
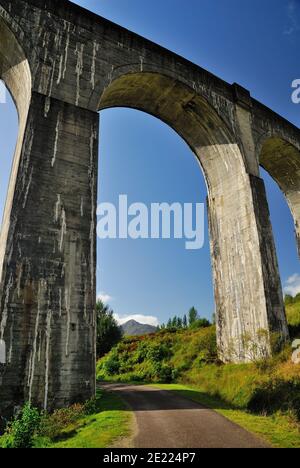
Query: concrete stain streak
51,112,62,167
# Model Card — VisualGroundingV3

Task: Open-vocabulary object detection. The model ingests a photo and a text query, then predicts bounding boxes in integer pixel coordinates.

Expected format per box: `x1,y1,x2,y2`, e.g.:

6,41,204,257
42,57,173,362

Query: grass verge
0,389,133,449
44,389,132,448
150,383,300,449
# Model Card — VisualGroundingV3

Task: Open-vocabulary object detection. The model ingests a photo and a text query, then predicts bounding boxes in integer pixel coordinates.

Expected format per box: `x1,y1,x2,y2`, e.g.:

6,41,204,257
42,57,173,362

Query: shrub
84,397,99,415
248,377,300,421
192,326,217,361
103,350,121,375
146,343,172,363
1,403,41,448
190,318,211,330
38,403,85,440
152,363,174,383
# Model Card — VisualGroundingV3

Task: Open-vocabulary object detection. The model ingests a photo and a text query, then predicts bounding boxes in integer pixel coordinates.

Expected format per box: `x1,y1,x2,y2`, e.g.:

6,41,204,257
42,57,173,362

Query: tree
284,295,294,306
191,318,211,329
188,307,198,327
183,314,187,328
295,293,300,303
96,300,122,358
177,317,183,329
167,318,172,329
172,316,178,328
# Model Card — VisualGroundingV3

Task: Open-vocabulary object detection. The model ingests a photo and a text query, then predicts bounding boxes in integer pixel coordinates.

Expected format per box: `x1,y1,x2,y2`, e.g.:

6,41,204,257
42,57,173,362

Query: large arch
99,72,288,362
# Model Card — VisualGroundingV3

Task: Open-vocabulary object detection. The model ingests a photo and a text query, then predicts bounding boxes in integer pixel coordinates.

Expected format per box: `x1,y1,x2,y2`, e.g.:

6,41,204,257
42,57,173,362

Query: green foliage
38,404,85,441
97,326,217,384
83,396,99,415
146,342,172,362
103,349,121,375
285,295,300,338
1,403,41,448
96,300,122,358
285,295,294,306
161,308,211,332
190,318,211,330
0,390,130,449
188,307,198,326
248,377,300,421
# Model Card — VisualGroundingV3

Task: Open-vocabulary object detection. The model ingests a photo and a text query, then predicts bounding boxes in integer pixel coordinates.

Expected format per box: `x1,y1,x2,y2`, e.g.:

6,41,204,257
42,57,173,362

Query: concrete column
206,140,289,361
0,92,98,417
208,171,288,362
286,191,300,257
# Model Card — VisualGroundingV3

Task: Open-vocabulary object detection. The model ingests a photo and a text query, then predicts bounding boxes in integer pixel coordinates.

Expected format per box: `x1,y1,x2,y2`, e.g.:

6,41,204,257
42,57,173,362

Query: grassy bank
0,389,132,449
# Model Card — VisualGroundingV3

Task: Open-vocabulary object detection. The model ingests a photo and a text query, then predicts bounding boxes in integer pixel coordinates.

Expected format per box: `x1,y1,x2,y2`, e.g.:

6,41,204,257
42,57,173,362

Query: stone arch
0,16,32,283
99,72,241,191
98,72,288,362
259,135,300,256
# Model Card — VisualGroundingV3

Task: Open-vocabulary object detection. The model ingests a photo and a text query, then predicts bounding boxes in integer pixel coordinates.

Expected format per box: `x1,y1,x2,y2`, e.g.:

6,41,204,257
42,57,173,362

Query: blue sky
0,0,299,325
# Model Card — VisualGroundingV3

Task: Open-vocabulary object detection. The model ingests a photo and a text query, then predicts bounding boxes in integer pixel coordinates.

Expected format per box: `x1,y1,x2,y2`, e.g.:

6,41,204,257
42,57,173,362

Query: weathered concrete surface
0,92,98,419
0,0,298,416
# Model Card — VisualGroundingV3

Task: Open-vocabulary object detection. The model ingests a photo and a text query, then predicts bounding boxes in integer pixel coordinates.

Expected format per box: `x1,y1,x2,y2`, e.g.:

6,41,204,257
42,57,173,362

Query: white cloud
284,273,300,296
97,292,113,304
113,313,159,327
284,0,300,35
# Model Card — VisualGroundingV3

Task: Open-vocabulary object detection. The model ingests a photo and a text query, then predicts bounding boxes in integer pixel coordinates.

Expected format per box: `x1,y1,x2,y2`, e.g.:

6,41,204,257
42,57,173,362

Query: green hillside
97,326,217,384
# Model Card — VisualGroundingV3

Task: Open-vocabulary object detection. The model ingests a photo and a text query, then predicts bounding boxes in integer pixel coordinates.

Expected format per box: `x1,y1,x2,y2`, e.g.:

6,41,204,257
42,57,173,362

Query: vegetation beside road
0,388,132,449
97,325,300,421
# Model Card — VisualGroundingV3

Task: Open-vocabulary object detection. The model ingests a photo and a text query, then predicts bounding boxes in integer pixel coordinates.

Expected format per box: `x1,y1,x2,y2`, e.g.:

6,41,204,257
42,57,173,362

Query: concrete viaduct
0,0,299,417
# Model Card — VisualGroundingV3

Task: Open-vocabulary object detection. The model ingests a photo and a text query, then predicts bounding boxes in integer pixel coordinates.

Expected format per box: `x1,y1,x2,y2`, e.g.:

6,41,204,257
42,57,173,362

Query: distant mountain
121,320,157,336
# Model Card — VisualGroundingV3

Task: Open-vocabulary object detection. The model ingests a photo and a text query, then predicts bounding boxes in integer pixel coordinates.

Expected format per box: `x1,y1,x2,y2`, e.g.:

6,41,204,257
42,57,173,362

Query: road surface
101,383,269,449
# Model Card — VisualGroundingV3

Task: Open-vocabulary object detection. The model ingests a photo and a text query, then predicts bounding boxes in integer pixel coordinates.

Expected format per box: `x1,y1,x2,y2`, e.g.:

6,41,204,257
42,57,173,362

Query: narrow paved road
101,383,269,449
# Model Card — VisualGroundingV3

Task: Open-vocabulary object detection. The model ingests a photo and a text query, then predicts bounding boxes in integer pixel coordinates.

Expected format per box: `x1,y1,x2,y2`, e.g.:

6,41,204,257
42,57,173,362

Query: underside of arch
99,72,240,192
0,17,31,283
0,18,31,119
260,137,300,255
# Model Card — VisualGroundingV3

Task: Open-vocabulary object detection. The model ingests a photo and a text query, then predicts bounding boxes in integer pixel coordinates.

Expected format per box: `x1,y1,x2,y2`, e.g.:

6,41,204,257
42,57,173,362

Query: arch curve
0,16,32,281
99,72,246,194
259,135,300,255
